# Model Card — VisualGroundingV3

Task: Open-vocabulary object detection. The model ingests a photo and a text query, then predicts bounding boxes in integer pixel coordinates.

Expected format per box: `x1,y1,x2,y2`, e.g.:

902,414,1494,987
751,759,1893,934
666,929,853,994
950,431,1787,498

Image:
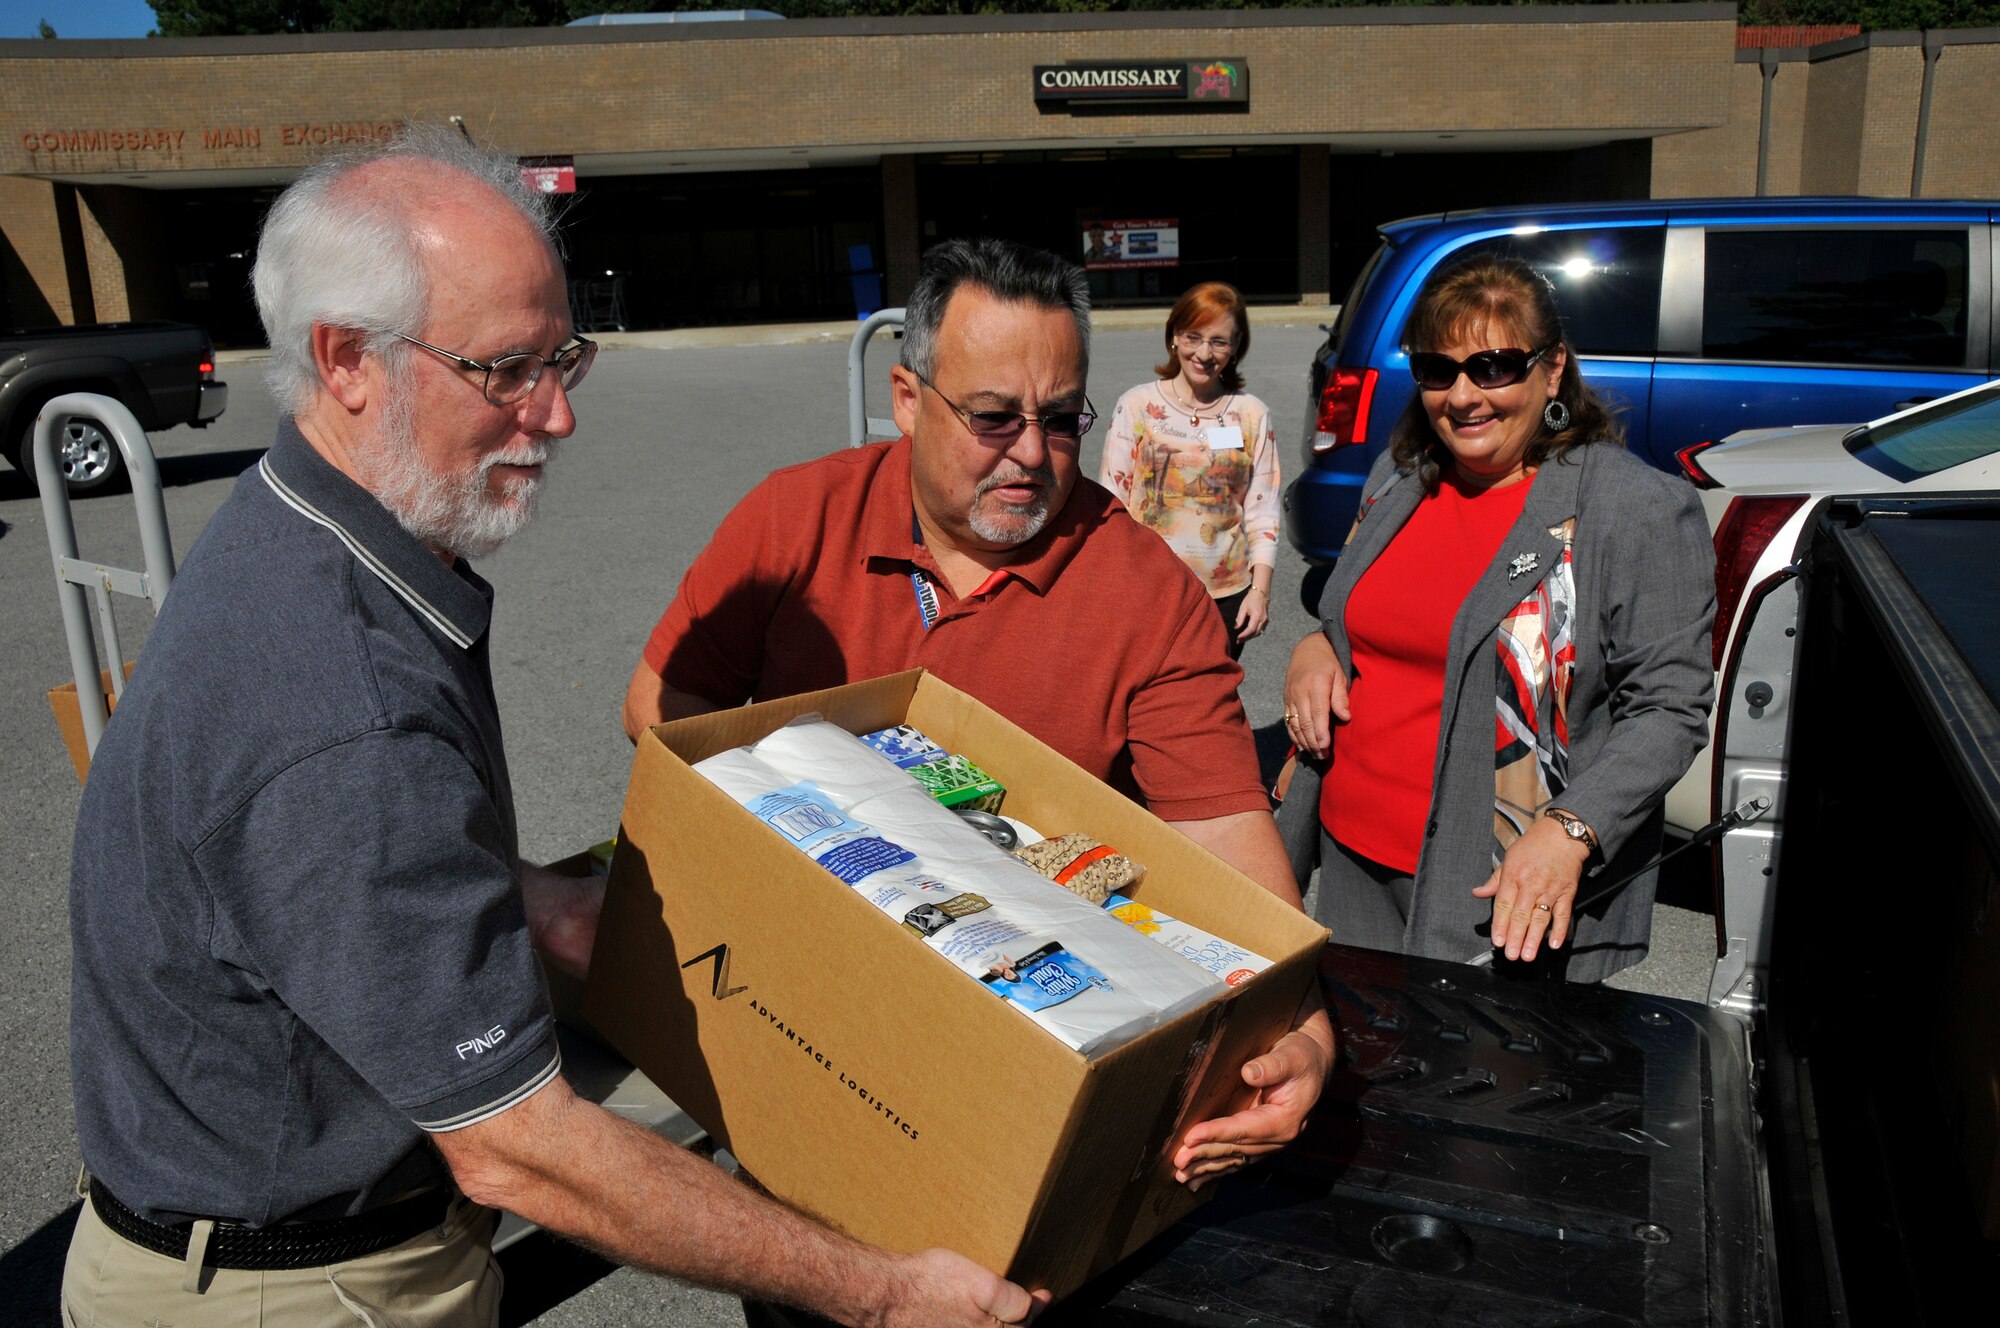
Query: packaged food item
906,753,1006,813
693,718,1221,1055
981,942,1113,1014
1103,893,1272,987
1013,833,1144,906
860,724,947,769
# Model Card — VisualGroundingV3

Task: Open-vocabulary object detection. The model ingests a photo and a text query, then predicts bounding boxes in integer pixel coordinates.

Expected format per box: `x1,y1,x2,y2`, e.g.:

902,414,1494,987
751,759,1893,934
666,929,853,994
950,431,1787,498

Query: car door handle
1894,396,1936,411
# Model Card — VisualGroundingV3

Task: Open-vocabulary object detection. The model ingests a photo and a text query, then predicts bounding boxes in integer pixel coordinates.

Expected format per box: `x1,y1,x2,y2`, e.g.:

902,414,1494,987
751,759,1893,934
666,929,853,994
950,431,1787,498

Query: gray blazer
1315,442,1715,981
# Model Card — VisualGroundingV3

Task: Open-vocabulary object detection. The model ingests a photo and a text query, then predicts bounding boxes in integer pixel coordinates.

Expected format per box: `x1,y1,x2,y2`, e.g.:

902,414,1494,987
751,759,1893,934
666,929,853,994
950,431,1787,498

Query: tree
144,0,2000,38
37,18,56,37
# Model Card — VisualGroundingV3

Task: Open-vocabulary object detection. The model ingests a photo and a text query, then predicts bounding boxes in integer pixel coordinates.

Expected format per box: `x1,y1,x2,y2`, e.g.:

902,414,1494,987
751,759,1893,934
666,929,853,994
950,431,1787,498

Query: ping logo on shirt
455,1025,507,1059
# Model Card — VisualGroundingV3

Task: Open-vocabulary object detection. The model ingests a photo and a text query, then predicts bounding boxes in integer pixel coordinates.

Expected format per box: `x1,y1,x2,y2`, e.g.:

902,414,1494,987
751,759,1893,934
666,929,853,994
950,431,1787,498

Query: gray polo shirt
69,420,559,1226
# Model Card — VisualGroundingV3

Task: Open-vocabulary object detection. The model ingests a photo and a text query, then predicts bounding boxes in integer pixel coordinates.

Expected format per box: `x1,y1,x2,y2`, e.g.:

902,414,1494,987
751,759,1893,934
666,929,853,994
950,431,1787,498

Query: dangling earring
1543,398,1571,433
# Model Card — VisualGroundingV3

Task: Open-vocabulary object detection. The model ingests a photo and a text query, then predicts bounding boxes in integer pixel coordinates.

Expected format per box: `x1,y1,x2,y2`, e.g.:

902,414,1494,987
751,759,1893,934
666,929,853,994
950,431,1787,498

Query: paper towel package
582,670,1328,1300
692,718,1224,1056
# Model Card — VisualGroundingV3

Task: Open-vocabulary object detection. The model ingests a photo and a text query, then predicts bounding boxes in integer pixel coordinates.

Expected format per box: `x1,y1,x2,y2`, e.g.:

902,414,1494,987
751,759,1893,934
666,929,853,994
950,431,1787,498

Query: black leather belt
90,1181,452,1271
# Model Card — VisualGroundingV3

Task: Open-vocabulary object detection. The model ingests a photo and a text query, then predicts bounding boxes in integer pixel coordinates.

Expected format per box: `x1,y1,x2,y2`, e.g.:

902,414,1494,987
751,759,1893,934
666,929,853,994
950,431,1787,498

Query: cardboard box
583,669,1327,1299
48,664,136,784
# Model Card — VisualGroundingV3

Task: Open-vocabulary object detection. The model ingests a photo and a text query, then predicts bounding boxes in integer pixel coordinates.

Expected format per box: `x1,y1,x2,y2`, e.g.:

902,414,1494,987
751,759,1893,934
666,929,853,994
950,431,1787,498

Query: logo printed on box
682,943,749,1000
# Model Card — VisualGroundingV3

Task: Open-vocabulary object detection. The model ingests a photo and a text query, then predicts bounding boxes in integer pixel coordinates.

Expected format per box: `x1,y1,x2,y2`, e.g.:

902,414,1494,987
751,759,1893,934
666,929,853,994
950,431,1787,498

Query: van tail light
1311,367,1378,454
1710,495,1806,670
1677,440,1721,489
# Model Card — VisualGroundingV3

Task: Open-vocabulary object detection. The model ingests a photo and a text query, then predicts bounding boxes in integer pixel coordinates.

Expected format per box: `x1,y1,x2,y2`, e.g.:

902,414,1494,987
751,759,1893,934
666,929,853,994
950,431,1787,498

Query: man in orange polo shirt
624,237,1331,1182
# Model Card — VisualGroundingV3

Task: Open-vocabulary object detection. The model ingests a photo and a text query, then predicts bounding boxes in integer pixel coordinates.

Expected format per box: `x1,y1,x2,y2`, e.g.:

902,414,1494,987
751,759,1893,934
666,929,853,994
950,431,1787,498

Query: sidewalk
214,303,1338,364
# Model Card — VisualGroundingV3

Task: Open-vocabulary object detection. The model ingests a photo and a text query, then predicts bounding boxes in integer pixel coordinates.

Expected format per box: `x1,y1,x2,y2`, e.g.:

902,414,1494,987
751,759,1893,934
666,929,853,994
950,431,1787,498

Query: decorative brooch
1507,552,1540,580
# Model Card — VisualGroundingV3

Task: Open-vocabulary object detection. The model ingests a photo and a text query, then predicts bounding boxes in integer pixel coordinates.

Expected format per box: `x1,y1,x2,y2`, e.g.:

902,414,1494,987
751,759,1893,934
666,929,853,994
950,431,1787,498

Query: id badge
1205,425,1245,450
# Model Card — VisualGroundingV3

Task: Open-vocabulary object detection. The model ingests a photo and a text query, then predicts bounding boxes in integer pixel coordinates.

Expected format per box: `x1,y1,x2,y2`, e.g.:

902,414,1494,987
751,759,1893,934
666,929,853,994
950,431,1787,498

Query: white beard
355,389,554,560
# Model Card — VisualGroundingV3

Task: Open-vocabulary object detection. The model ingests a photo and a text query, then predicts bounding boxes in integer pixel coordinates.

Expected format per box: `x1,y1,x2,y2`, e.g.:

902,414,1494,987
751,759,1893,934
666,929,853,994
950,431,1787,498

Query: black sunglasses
1408,345,1553,392
914,371,1096,441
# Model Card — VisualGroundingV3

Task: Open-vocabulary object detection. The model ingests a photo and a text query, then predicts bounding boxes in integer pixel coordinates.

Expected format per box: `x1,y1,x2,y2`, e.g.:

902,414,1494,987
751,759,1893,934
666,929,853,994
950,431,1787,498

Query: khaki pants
61,1190,503,1328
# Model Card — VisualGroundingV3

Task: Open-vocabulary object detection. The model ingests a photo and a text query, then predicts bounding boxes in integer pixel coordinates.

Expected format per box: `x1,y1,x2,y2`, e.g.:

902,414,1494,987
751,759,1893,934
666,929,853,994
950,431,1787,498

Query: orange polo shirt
641,437,1267,823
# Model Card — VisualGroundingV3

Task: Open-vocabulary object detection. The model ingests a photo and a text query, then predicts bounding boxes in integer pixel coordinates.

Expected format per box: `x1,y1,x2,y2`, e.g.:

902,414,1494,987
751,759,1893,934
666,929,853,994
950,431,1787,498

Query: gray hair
252,122,559,415
900,237,1091,381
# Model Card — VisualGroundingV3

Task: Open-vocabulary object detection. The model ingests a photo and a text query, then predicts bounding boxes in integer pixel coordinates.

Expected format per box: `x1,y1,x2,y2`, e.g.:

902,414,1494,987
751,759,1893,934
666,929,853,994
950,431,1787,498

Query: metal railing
37,393,176,763
847,307,906,449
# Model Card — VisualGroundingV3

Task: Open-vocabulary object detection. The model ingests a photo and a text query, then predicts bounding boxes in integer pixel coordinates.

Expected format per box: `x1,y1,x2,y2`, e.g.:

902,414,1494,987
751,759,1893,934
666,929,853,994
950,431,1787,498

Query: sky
2,0,160,40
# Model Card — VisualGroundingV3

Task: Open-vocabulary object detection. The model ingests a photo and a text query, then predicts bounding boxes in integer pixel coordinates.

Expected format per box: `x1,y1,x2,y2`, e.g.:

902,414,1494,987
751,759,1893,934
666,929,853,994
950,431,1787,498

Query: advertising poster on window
519,155,576,195
1082,219,1180,270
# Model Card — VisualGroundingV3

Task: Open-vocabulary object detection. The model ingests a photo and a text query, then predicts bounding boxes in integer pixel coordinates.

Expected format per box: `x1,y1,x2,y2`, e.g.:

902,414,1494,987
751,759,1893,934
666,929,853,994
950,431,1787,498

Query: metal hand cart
848,307,905,449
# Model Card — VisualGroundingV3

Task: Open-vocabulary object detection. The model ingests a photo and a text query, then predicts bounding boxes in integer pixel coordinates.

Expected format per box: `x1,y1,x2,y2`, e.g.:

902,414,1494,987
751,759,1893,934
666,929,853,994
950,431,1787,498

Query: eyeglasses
1175,332,1236,354
397,333,597,406
1408,346,1552,392
914,371,1096,441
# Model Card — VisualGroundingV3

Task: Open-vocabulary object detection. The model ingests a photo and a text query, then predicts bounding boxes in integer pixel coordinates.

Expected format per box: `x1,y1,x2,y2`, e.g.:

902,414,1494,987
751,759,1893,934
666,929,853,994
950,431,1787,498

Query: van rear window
1703,229,1970,369
1331,243,1384,351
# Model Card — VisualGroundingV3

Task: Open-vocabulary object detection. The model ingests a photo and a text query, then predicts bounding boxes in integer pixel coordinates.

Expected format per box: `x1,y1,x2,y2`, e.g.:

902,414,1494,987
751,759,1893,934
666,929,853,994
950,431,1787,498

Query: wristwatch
1542,807,1598,855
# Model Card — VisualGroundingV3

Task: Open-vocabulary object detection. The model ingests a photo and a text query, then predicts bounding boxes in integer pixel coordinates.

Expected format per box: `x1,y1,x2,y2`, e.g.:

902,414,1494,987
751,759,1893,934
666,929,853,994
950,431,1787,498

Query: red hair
1154,281,1249,393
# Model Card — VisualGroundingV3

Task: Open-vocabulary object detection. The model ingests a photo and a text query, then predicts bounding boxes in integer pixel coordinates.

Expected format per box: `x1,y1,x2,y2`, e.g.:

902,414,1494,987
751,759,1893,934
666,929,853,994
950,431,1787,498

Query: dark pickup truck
1024,496,2000,1326
0,321,227,495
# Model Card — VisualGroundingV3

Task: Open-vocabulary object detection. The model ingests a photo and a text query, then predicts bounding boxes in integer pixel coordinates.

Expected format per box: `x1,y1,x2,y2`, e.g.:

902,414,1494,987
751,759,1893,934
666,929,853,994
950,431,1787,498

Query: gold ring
1283,711,1298,722
1535,903,1552,912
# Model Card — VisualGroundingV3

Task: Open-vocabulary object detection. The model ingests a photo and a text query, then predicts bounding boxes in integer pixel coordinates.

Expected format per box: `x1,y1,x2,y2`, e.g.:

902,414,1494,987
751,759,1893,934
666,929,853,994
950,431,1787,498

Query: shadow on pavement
0,448,266,507
498,1228,619,1326
1251,718,1289,792
0,1200,77,1325
156,448,267,489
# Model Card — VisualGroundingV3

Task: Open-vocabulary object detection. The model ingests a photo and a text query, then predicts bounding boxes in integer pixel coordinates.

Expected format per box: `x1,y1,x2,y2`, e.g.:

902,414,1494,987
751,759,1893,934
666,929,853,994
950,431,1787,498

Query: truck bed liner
1047,945,1770,1326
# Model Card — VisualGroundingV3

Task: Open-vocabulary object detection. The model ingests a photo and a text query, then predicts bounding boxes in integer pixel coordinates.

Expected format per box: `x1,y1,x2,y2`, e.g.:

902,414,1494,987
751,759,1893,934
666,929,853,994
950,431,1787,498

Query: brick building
1,5,1994,342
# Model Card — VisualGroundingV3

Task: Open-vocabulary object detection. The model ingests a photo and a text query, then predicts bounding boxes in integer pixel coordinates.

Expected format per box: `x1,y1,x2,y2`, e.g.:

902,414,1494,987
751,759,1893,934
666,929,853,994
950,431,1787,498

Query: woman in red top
1278,257,1714,981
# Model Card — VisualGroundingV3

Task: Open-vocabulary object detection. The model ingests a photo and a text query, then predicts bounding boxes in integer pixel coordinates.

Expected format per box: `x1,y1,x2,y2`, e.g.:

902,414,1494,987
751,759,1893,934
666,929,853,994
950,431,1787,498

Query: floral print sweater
1097,380,1281,598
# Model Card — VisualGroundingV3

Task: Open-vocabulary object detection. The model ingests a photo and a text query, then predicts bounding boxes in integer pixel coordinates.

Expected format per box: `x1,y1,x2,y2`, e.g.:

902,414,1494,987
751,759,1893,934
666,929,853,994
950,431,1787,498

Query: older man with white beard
63,132,1045,1328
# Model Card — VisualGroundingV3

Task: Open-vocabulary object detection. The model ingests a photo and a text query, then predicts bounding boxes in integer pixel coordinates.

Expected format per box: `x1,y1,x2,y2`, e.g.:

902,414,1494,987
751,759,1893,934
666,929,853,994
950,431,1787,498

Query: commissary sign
1033,60,1248,105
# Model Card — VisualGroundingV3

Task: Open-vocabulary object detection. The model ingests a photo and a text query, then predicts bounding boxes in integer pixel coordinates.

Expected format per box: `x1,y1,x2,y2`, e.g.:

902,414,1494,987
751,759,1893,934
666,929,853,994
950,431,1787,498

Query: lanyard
908,514,1009,632
909,514,941,631
916,510,1024,632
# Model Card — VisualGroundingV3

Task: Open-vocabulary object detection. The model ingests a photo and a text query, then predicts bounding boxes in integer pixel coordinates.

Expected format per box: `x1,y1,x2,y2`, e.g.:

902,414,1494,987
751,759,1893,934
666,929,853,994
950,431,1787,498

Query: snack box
905,751,1006,812
860,724,947,769
583,669,1327,1300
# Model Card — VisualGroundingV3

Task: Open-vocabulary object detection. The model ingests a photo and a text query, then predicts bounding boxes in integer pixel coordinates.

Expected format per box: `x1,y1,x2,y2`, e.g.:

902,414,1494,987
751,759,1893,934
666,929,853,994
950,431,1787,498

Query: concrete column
1296,145,1330,305
0,174,88,324
880,154,920,308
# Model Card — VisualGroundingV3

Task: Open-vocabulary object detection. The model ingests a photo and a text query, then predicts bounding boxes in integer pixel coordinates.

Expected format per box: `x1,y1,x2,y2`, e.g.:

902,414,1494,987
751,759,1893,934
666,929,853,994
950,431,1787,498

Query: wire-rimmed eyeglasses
914,370,1096,441
1174,331,1237,355
397,333,597,406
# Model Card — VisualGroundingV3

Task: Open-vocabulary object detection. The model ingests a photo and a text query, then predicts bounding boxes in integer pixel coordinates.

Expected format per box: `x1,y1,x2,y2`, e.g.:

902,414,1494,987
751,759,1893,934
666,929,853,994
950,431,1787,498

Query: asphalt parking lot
0,315,1716,1324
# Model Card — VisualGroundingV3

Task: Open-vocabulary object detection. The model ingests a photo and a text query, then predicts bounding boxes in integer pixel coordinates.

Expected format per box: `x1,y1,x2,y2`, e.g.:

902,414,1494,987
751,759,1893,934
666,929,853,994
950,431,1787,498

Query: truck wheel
16,411,127,496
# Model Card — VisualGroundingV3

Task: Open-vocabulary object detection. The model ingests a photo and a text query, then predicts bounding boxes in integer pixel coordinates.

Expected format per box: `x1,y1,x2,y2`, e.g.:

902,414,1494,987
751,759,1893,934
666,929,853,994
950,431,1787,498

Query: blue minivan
1286,198,1999,584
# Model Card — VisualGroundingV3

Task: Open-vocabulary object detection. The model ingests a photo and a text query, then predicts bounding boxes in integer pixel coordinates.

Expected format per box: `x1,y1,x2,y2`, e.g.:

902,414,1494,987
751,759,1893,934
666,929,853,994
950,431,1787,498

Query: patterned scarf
1492,518,1577,864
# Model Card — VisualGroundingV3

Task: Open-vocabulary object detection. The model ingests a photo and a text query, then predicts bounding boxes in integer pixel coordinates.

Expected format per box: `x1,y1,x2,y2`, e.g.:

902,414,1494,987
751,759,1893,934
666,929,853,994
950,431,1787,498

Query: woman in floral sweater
1098,282,1281,660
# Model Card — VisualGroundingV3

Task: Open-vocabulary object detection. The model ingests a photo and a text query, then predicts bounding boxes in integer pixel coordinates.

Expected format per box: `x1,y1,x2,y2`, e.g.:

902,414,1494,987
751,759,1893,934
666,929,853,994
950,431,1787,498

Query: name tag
1205,425,1245,450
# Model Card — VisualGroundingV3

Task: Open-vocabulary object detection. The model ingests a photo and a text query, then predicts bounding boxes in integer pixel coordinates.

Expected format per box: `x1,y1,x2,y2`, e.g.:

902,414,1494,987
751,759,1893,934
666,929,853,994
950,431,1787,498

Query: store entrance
916,146,1300,305
559,168,885,330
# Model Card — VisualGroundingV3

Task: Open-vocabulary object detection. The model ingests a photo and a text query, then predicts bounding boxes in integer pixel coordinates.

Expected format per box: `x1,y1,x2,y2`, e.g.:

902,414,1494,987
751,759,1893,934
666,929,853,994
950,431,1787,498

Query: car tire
15,409,128,497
